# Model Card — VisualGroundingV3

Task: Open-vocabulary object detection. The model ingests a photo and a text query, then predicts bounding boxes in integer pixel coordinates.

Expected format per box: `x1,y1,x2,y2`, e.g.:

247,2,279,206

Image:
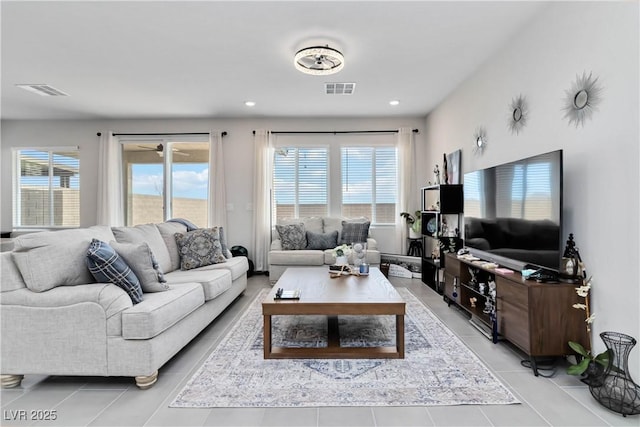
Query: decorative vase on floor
589,331,640,417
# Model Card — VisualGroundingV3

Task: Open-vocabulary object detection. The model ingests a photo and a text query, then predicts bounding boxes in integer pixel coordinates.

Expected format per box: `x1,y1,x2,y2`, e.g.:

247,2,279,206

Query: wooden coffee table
262,266,405,359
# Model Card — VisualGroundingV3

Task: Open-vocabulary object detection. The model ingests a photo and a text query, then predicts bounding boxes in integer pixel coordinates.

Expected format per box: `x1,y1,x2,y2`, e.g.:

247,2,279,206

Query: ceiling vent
325,82,356,95
16,84,69,97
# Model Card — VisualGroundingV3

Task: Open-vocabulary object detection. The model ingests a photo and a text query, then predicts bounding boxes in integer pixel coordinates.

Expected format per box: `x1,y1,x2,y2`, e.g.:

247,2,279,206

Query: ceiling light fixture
389,100,400,106
244,101,256,107
294,45,344,76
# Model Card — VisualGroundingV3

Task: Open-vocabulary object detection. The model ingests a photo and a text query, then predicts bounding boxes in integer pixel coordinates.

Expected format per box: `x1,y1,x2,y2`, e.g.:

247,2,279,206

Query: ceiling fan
137,144,189,157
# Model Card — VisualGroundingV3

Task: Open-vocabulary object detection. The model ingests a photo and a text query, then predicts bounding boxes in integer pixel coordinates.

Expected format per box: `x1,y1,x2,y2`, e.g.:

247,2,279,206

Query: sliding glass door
122,139,209,227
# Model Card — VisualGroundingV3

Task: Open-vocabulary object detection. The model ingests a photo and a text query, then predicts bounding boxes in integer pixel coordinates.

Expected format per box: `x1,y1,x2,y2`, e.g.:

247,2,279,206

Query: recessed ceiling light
245,101,256,107
389,100,400,106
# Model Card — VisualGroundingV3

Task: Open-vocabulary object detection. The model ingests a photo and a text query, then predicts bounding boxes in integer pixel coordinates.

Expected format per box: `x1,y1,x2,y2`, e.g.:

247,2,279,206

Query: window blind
272,147,328,220
341,146,397,224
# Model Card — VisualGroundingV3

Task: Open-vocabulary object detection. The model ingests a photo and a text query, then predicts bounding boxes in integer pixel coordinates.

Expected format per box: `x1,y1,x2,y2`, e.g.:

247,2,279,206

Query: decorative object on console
433,164,441,184
560,233,581,282
507,94,528,135
563,71,603,128
473,127,487,154
442,154,449,184
294,45,344,76
445,149,461,184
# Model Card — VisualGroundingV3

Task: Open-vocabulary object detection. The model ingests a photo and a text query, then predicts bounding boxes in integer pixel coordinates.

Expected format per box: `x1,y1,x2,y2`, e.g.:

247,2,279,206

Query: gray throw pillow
340,220,371,245
276,223,307,250
174,228,227,270
306,230,338,250
110,241,169,293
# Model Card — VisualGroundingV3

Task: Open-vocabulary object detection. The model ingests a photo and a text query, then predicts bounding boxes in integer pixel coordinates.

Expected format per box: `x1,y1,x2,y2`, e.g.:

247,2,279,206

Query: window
272,147,328,221
341,147,397,224
121,139,209,226
13,147,80,228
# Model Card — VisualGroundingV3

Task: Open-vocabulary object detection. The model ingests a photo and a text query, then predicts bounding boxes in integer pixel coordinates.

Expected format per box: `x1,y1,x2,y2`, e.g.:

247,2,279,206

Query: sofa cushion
1,253,26,293
191,256,249,280
269,250,324,266
121,282,204,339
12,225,116,292
164,268,232,301
175,228,227,270
276,223,307,250
340,220,371,245
306,230,339,250
272,217,323,241
86,239,143,304
156,221,188,272
112,224,172,275
110,241,169,293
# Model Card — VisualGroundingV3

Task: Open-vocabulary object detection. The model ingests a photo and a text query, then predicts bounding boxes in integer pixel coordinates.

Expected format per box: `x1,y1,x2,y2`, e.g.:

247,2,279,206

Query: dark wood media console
443,253,589,375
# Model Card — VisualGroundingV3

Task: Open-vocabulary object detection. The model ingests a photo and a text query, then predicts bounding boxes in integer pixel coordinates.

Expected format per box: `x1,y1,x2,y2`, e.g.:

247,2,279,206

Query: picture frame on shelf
446,149,461,184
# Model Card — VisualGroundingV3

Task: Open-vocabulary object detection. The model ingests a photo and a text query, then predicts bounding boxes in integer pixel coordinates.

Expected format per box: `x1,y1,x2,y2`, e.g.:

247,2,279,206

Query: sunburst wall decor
563,71,603,128
473,127,487,155
508,94,528,135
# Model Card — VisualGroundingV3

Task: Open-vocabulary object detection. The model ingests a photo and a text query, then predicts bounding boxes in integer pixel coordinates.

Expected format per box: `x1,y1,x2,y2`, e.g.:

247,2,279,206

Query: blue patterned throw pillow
174,227,227,270
340,220,371,245
276,223,307,250
86,239,143,304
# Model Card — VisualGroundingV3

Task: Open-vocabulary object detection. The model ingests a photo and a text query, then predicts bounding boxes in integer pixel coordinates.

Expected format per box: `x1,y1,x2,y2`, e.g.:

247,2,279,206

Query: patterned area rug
170,288,519,407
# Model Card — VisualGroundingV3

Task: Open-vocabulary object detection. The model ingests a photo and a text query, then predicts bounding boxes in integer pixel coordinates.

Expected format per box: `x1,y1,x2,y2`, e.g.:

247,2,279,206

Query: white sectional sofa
268,216,381,282
0,222,248,389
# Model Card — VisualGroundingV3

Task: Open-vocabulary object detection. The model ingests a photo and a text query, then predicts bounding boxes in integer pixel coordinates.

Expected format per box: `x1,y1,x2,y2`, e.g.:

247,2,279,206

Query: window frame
12,146,80,229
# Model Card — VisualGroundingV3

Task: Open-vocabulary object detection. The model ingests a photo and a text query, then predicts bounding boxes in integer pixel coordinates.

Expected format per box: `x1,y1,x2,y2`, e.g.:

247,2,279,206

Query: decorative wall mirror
563,71,603,127
508,94,528,134
473,127,487,154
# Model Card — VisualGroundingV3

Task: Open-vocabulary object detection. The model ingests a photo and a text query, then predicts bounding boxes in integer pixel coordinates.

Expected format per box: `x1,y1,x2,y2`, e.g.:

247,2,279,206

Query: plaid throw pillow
340,221,371,245
86,239,143,304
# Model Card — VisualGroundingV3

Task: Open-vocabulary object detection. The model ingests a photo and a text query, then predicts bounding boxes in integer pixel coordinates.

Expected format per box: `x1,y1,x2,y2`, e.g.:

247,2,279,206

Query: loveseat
0,222,248,389
268,217,381,282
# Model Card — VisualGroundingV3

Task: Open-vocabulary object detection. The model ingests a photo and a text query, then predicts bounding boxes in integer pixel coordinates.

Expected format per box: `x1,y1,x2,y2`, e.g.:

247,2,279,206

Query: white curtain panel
252,130,273,271
397,127,417,254
96,131,124,226
208,131,227,229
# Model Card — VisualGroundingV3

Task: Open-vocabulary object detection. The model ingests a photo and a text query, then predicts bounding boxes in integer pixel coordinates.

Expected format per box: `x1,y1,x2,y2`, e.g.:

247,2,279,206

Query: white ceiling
1,1,547,120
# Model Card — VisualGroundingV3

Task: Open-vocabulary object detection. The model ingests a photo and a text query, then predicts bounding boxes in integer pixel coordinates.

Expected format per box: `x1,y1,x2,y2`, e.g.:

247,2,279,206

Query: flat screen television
463,150,563,273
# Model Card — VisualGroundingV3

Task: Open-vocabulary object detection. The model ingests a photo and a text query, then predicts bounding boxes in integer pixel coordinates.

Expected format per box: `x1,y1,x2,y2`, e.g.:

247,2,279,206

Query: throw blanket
168,218,199,231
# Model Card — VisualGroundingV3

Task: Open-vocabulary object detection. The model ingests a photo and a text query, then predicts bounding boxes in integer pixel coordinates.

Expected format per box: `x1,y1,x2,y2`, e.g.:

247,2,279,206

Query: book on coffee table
274,288,301,300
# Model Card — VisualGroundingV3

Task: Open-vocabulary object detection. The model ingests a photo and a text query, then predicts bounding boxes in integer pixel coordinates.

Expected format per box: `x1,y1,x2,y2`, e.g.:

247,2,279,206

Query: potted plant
567,274,610,384
400,211,422,238
331,244,352,265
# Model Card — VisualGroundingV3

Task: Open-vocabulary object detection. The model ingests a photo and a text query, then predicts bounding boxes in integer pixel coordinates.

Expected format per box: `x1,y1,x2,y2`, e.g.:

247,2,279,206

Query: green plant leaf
568,341,590,358
594,350,611,367
567,358,590,375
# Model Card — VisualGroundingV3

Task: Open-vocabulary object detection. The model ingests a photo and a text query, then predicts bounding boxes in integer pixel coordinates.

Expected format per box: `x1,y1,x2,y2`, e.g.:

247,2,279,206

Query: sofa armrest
367,237,378,251
270,239,283,251
1,283,132,319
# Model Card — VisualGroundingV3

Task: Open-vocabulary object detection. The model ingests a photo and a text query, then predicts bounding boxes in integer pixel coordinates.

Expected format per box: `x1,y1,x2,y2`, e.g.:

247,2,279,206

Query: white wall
424,2,639,377
0,116,425,257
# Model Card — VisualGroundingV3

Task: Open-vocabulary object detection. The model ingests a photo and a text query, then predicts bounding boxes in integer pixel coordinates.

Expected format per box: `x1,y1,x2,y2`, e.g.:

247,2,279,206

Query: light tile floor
1,275,638,427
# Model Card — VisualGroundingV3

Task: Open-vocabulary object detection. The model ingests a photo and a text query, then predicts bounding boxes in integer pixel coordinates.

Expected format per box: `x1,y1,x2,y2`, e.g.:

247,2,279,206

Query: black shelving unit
420,184,463,293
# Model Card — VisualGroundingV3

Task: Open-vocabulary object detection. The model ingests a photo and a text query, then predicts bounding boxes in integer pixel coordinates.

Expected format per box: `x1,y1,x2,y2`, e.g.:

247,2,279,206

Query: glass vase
589,331,640,417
